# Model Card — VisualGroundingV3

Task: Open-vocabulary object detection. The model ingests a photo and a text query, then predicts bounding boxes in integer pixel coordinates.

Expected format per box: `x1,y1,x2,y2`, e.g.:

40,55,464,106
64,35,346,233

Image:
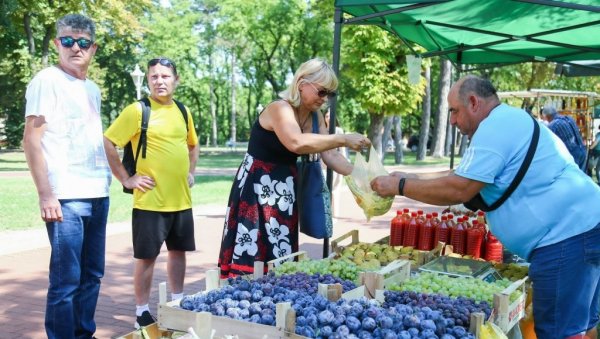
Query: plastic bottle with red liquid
389,210,403,246
447,214,457,228
418,214,434,251
431,212,441,228
476,212,488,258
450,216,467,254
398,208,410,245
466,220,484,259
485,233,504,263
433,215,450,247
403,212,419,247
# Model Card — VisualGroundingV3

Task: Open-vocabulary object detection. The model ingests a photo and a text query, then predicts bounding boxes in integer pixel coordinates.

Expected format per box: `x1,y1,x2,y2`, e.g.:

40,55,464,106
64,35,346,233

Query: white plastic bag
345,146,394,221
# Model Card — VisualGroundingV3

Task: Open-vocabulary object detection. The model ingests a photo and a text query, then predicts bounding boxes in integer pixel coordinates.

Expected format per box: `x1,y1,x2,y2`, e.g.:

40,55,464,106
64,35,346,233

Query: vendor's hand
344,133,371,151
123,173,155,193
370,175,402,197
39,194,63,222
187,172,195,188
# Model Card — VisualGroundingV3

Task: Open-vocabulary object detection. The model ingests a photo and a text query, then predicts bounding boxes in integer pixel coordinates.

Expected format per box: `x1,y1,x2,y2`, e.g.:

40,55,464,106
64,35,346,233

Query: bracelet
398,178,406,196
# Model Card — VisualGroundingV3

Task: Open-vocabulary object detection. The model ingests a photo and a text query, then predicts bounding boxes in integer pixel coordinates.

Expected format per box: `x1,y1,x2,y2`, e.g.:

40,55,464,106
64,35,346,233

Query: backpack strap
173,99,189,131
136,98,151,163
134,98,187,170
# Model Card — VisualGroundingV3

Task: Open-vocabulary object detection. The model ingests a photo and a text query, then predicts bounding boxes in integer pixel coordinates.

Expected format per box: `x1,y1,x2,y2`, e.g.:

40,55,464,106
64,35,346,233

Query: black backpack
121,97,189,193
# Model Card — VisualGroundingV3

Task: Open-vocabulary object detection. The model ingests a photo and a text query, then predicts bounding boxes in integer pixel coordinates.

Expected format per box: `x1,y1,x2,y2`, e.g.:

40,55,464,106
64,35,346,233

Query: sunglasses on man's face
58,36,93,50
148,58,178,75
308,83,336,99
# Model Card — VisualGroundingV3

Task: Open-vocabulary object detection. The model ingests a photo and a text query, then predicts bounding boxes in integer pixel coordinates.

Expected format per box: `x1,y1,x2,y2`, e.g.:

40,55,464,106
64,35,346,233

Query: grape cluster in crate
179,271,481,338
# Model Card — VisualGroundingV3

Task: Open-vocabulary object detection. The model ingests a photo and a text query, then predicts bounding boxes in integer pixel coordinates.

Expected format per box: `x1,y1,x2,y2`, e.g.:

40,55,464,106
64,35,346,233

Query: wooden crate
493,277,528,333
340,259,411,299
330,229,439,267
157,282,307,339
116,323,188,339
266,251,309,271
370,271,528,335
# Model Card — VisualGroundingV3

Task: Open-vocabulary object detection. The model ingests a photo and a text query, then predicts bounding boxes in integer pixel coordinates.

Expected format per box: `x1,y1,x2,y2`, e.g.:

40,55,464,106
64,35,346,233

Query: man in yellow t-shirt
103,57,199,329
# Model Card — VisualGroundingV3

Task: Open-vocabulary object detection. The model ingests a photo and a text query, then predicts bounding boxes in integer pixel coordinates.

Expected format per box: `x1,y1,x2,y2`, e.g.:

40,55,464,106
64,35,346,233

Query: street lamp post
130,64,145,100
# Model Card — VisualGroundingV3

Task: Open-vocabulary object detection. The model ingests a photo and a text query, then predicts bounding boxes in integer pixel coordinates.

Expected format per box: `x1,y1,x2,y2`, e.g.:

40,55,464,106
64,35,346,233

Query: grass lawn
0,175,232,232
0,148,456,232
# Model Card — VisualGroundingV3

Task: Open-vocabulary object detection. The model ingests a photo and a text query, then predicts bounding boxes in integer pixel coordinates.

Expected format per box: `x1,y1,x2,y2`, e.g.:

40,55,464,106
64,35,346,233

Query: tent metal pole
322,7,343,259
513,0,600,13
450,53,462,170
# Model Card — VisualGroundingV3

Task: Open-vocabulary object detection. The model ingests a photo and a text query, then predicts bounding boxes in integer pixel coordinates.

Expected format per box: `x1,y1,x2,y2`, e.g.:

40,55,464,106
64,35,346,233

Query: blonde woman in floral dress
217,59,370,277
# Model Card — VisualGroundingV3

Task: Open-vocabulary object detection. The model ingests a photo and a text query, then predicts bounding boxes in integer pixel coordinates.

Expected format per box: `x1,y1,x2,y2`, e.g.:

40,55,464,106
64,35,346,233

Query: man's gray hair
458,75,499,104
56,14,96,41
542,105,558,116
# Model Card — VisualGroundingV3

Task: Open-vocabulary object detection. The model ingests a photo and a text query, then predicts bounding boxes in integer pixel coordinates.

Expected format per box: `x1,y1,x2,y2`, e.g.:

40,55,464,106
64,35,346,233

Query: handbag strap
311,111,319,133
487,114,540,211
300,112,320,162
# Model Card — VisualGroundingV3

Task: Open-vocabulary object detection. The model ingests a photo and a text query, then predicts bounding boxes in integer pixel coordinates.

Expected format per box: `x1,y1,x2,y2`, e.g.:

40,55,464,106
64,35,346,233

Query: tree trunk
393,115,403,164
214,86,221,145
431,59,451,158
230,53,237,143
459,134,469,156
445,124,454,157
246,88,253,135
41,25,52,66
417,65,431,161
381,116,393,161
209,54,217,147
24,13,35,55
368,111,385,161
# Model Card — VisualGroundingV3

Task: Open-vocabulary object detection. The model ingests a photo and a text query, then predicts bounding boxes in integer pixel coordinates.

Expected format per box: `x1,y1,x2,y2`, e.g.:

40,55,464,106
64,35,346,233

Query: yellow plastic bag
344,146,393,221
480,322,509,339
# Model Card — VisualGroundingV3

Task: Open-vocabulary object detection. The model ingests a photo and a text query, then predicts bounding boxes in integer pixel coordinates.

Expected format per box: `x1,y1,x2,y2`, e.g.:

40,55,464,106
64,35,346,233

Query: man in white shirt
23,13,111,339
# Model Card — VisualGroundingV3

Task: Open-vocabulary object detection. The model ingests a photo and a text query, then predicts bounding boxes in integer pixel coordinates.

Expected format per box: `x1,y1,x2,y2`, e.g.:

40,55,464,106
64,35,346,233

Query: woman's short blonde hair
279,58,338,108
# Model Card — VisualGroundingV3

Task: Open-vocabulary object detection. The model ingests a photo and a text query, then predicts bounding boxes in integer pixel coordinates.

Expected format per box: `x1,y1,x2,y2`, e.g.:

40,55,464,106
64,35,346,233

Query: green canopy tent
321,0,600,257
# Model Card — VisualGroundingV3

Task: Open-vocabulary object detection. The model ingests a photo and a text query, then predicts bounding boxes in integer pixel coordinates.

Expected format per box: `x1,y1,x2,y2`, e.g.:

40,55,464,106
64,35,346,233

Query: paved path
0,167,444,338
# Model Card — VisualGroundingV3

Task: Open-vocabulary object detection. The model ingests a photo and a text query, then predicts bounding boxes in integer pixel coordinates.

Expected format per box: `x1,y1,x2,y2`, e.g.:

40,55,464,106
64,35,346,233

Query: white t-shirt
25,66,111,199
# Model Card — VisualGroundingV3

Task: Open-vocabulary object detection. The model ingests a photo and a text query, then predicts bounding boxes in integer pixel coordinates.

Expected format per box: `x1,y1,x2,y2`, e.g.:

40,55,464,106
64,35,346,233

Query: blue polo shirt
455,104,600,260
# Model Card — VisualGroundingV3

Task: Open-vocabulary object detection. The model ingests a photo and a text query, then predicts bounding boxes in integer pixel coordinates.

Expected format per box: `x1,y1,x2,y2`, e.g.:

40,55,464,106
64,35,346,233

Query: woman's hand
344,133,371,151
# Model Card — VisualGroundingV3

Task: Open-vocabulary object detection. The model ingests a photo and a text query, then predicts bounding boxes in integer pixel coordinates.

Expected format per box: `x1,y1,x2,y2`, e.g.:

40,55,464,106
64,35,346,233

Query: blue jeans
529,222,600,339
45,198,109,339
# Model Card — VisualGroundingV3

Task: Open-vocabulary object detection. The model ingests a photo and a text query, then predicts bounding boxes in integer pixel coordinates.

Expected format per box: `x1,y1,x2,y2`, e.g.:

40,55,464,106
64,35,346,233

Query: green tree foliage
341,24,425,153
0,0,150,147
137,0,206,139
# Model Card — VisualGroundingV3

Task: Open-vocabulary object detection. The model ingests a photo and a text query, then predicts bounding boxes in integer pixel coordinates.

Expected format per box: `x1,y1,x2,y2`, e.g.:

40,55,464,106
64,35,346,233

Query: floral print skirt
218,153,298,278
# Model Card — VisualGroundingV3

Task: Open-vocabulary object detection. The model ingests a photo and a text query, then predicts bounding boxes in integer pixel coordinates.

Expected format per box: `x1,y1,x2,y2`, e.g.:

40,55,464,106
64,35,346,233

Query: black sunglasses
148,58,178,75
317,89,337,99
308,82,336,99
58,36,93,50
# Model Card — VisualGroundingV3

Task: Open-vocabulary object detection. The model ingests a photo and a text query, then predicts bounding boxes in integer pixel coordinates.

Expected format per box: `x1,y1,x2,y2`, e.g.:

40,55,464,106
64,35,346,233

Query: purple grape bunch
180,272,356,327
382,290,492,329
180,272,478,338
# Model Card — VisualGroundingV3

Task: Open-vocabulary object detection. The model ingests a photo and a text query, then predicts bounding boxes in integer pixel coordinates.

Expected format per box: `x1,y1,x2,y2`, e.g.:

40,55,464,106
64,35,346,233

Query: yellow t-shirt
104,98,199,211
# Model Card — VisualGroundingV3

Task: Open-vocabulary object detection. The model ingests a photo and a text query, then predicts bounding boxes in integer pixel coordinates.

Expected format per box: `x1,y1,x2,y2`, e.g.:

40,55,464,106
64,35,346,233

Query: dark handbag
296,112,333,239
464,114,540,212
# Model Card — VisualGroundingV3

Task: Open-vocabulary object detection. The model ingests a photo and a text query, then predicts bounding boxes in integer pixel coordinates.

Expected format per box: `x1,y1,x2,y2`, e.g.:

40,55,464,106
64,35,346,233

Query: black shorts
132,208,196,259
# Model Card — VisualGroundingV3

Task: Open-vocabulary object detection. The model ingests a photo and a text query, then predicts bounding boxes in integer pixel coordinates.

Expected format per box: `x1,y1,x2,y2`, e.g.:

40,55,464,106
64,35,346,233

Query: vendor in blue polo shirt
371,75,600,339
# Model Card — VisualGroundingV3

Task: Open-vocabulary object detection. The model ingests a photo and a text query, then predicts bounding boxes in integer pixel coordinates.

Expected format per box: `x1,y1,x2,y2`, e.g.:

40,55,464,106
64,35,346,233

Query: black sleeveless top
247,118,299,165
